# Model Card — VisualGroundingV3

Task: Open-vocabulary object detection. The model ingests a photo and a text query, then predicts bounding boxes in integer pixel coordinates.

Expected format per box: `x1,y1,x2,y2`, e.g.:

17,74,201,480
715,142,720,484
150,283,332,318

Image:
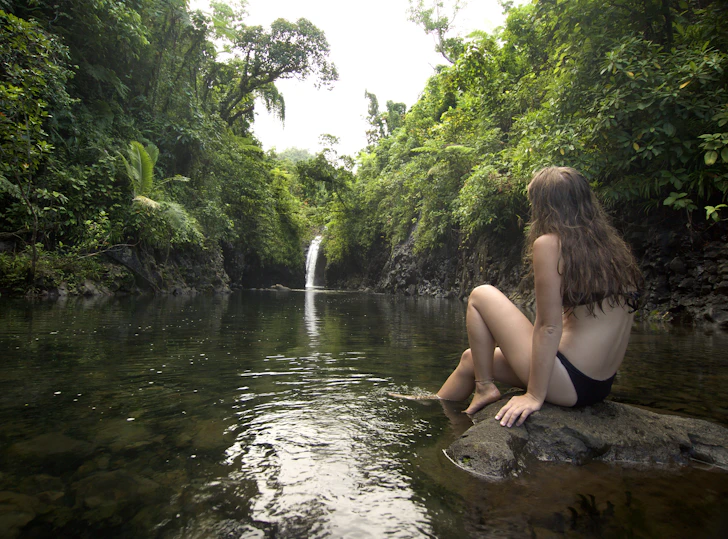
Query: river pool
0,290,726,537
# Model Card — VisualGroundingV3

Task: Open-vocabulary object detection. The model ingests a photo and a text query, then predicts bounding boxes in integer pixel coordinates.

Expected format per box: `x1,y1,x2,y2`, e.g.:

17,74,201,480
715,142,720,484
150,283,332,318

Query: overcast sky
191,1,514,156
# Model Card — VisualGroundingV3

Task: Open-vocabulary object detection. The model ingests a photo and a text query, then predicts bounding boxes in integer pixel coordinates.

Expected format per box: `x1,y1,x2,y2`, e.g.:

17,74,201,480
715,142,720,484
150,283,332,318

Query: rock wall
105,243,231,295
10,240,303,298
222,241,304,290
323,210,728,329
625,219,728,327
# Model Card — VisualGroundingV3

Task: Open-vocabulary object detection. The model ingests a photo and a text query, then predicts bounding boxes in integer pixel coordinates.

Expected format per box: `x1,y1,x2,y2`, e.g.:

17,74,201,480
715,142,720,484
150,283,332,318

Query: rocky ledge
446,396,728,481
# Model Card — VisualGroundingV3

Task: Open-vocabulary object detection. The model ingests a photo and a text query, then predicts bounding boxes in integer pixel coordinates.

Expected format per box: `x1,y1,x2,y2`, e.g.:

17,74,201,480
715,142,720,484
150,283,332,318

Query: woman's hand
495,393,543,427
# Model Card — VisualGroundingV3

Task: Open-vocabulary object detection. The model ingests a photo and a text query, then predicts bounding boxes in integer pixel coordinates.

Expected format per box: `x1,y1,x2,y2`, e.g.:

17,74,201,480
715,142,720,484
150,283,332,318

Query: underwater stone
0,491,40,538
71,470,161,525
8,434,94,475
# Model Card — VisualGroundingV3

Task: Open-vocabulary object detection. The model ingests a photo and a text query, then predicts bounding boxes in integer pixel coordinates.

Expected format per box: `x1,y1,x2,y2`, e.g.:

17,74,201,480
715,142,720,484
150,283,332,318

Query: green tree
0,10,73,278
364,90,386,144
205,2,338,130
364,91,407,145
297,135,354,209
276,147,315,164
335,0,728,268
408,0,466,63
119,141,202,252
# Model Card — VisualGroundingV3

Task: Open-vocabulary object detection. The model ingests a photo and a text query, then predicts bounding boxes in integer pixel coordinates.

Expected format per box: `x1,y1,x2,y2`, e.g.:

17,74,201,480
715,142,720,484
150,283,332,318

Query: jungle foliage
0,0,335,288
1,0,726,292
324,0,728,267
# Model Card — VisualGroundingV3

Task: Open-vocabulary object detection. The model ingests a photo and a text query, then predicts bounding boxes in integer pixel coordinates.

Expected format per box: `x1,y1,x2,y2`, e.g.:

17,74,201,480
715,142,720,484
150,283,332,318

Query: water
0,291,727,538
305,236,323,288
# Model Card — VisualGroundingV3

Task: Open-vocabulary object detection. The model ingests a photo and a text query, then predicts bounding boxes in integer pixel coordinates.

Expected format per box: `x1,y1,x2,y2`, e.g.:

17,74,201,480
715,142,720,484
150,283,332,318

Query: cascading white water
305,235,323,288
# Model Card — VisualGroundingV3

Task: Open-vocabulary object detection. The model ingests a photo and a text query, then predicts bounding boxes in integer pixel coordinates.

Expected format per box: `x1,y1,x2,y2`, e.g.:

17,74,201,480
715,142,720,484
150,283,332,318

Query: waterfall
305,235,323,288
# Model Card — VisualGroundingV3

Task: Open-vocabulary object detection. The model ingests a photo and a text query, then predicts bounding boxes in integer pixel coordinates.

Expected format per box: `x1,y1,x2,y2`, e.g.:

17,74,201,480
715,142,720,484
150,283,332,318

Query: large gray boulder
446,396,728,481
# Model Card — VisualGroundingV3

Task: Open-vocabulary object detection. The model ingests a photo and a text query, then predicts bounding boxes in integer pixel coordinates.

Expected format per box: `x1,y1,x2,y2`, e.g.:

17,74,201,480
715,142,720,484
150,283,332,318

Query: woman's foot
463,381,501,415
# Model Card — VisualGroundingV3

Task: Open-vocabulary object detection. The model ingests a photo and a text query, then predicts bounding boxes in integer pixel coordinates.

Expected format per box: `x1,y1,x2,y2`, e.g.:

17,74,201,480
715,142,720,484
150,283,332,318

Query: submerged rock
446,397,728,481
0,491,40,539
7,433,94,474
94,418,159,453
72,470,161,525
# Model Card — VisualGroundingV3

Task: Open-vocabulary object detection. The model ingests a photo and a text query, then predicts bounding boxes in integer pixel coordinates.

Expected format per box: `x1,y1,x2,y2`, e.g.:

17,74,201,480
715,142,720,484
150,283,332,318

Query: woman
437,166,642,427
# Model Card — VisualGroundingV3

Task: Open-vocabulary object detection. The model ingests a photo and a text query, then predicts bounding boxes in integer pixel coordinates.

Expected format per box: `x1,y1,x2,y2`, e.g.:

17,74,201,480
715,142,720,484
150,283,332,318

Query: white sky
190,1,515,156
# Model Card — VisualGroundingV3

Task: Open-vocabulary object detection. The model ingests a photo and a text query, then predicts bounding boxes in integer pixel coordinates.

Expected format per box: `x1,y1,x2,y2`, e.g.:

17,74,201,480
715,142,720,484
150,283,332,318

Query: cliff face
8,208,727,321
2,239,306,297
324,211,728,329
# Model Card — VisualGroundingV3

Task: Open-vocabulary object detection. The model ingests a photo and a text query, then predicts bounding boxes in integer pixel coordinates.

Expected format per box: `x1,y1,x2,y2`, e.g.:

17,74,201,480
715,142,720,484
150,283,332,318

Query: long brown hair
526,167,642,314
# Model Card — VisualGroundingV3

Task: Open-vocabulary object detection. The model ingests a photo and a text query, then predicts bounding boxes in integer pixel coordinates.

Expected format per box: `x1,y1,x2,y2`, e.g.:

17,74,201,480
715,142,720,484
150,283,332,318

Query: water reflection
0,292,726,538
304,289,319,342
225,386,431,537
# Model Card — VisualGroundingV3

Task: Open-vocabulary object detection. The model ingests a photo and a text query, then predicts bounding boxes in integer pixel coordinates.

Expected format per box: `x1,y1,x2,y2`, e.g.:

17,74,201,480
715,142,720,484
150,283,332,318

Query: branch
0,230,26,241
77,242,140,259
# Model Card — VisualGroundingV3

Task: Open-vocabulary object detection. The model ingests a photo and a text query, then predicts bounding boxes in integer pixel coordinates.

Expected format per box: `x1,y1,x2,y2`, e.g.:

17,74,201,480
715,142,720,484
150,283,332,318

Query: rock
80,279,111,296
716,280,728,295
677,277,695,289
446,397,728,481
270,284,291,291
94,419,159,453
17,474,66,512
173,419,231,452
81,280,98,296
8,433,94,474
0,491,41,538
703,306,728,329
190,419,231,451
668,257,687,275
72,470,161,525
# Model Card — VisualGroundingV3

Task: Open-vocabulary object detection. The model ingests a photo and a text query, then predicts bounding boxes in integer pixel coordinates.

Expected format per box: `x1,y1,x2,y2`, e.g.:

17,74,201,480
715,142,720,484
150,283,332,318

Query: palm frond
145,143,159,168
157,175,191,188
133,195,160,210
127,141,154,196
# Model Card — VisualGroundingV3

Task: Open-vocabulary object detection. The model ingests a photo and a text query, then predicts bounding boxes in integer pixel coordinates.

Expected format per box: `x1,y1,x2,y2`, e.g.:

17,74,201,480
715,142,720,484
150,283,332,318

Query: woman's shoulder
532,233,560,253
532,233,562,278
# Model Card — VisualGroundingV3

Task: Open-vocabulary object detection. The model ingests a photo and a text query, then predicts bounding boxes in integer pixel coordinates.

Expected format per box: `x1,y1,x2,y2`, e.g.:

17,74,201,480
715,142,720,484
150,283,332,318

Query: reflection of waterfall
305,236,323,288
304,289,319,340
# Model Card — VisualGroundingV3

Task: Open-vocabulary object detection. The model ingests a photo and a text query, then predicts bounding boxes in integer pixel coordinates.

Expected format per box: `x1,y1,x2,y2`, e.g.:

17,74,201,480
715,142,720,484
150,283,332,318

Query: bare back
558,301,635,380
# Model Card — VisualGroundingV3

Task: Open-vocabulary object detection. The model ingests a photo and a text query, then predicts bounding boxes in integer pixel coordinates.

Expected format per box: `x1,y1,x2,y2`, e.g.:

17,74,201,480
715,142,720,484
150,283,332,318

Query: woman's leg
437,347,524,401
437,349,476,401
438,285,536,414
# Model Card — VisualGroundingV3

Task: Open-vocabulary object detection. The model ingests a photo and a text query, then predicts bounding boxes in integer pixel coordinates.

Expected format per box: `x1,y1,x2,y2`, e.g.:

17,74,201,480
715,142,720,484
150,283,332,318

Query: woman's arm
496,233,563,427
528,233,563,400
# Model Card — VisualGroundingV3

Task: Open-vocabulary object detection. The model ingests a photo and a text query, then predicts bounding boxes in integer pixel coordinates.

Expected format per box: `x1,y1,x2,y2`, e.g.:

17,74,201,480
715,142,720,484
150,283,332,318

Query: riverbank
0,239,304,298
3,209,727,331
324,209,728,330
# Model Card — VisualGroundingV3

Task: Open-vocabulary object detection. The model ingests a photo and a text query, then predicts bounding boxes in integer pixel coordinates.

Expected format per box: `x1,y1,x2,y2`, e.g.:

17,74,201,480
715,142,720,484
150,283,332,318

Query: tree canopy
1,0,726,292
0,0,337,289
324,0,728,268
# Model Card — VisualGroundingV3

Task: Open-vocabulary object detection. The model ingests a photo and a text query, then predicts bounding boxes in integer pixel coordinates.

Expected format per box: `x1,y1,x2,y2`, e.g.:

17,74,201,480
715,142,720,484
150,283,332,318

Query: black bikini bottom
557,351,616,407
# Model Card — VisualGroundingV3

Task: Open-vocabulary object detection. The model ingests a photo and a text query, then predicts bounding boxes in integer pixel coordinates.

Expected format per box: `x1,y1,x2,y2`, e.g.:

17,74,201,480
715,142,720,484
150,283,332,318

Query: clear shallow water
0,290,726,538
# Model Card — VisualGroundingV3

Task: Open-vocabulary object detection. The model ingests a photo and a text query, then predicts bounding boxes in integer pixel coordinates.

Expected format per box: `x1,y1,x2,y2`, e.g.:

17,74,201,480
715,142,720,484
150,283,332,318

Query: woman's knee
468,284,502,309
455,349,474,376
459,348,473,367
